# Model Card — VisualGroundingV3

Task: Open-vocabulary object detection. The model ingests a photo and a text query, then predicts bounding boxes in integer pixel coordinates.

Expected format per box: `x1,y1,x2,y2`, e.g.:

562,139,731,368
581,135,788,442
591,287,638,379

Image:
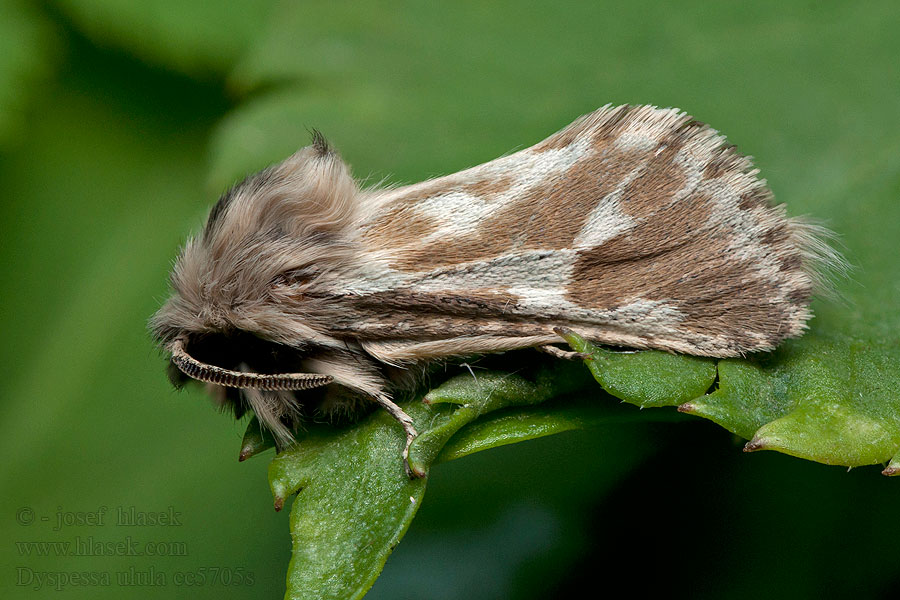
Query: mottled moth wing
327,105,832,362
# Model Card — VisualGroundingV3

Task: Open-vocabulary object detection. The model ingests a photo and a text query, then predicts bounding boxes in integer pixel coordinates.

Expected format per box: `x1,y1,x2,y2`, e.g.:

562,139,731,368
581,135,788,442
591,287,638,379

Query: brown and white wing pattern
322,105,836,361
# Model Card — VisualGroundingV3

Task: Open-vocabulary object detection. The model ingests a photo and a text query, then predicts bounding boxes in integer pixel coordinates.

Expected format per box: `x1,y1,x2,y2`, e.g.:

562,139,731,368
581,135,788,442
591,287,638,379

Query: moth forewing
151,104,843,475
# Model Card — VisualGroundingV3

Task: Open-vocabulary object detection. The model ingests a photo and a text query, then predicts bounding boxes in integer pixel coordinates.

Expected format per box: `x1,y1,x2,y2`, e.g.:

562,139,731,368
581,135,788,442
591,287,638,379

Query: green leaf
239,414,275,461
268,405,428,600
561,331,900,470
267,364,580,600
560,328,716,407
683,334,900,469
265,329,900,596
407,361,593,474
433,393,687,464
266,360,685,599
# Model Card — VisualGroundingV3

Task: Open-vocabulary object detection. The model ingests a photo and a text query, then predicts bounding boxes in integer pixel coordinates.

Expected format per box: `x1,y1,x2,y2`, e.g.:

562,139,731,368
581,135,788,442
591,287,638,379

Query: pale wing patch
572,181,640,249
366,137,592,243
411,137,593,243
415,190,489,231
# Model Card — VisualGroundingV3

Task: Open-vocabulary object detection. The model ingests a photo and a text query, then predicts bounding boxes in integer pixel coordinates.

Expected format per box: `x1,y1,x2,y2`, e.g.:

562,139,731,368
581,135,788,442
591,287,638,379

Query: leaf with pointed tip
681,333,900,469
239,415,275,461
559,329,717,407
561,330,900,472
269,404,428,600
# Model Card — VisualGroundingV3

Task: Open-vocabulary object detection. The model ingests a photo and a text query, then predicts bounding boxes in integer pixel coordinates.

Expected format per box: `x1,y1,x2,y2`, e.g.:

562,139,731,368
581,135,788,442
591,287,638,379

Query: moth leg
372,394,421,478
538,344,592,361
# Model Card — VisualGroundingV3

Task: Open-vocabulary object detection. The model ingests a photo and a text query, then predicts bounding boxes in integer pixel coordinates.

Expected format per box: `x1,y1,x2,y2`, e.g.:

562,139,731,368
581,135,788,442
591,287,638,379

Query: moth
151,104,841,476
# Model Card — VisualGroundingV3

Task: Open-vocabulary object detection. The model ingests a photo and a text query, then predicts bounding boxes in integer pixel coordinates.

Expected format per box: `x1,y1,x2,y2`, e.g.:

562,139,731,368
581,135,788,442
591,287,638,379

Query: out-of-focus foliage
51,0,277,76
2,2,899,599
0,0,59,146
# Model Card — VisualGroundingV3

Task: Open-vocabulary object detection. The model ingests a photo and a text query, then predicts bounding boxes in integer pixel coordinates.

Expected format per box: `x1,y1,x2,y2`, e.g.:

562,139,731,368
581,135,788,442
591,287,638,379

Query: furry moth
151,104,841,475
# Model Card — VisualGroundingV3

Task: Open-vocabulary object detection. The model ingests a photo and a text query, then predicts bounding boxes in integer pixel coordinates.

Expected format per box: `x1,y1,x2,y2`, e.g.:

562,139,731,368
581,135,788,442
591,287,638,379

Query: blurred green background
2,1,899,598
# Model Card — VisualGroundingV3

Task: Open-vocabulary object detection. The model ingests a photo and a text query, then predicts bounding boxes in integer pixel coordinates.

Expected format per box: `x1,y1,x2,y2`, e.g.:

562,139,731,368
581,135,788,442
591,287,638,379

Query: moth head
150,133,363,406
153,132,361,337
